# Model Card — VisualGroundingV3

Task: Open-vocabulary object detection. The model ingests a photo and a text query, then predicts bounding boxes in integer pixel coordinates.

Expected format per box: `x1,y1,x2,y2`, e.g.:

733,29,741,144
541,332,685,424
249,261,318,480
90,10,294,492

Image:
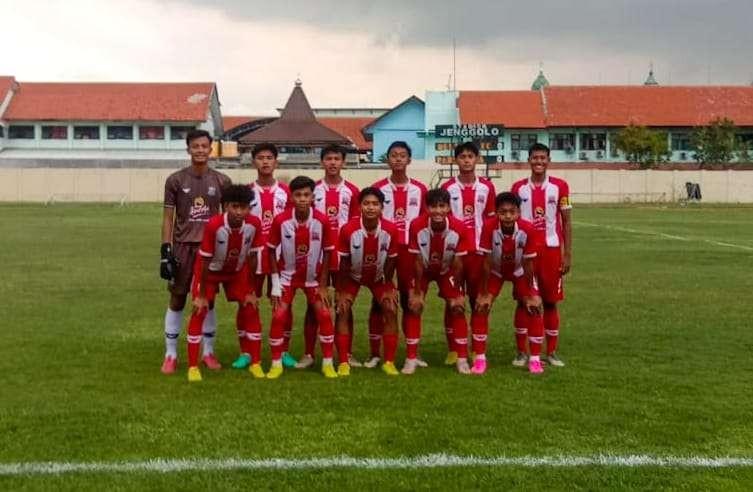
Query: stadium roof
238,81,352,147
2,81,217,122
458,86,753,128
459,91,545,128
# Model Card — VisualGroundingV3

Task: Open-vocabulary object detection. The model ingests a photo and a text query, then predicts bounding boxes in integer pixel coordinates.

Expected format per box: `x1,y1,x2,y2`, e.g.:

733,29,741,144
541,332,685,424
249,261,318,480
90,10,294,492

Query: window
0,126,3,138
549,133,575,152
41,125,68,140
580,133,606,151
510,134,537,151
74,126,100,140
435,142,454,151
671,133,691,151
170,126,194,141
107,126,133,140
139,126,165,140
8,125,35,139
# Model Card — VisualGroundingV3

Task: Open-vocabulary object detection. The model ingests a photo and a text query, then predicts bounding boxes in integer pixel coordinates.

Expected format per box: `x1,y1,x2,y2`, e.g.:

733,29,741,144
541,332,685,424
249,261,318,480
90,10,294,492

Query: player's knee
450,299,465,315
169,294,187,311
316,308,332,324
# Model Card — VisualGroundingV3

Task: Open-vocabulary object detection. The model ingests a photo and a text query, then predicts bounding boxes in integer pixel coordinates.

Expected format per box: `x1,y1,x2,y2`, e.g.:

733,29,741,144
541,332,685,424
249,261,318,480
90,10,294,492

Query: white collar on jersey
528,175,550,189
456,175,478,189
360,218,382,235
499,220,519,237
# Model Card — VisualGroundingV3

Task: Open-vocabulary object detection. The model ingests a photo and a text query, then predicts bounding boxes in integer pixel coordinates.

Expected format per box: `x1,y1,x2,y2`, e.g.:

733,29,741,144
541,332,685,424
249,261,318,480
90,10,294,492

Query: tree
613,124,670,169
691,117,741,166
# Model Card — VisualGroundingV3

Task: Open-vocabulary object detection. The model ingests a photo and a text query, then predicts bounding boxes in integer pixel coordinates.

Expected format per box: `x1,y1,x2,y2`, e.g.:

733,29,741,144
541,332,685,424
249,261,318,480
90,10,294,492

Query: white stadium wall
0,167,752,203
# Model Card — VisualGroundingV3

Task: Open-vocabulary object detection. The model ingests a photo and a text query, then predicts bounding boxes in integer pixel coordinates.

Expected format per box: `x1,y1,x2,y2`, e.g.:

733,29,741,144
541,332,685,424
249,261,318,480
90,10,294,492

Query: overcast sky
1,0,752,115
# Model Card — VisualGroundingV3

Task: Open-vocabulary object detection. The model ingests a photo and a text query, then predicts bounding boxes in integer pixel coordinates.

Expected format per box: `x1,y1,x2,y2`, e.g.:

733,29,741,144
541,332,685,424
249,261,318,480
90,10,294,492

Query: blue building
362,96,425,160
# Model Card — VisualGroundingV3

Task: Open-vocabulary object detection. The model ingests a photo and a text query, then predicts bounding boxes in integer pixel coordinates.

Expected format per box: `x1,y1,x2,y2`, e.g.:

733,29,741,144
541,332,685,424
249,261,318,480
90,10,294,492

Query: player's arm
561,207,572,275
408,253,425,313
244,250,260,308
475,253,493,314
384,256,396,283
451,254,464,291
160,178,178,280
318,250,331,308
336,255,352,315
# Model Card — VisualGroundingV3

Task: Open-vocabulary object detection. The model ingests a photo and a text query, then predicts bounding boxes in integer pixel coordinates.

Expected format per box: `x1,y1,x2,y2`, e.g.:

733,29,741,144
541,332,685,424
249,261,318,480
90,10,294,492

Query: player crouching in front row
474,192,545,375
335,187,401,377
185,184,265,382
405,188,472,375
266,176,338,379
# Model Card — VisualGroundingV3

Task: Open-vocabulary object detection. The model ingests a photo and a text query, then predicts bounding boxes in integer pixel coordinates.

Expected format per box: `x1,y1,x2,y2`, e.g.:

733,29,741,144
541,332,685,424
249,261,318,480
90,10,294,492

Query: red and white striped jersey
408,214,469,276
248,180,292,241
314,179,361,231
338,217,399,285
372,177,427,246
479,218,539,279
511,176,571,248
199,213,264,274
441,176,496,251
267,208,335,287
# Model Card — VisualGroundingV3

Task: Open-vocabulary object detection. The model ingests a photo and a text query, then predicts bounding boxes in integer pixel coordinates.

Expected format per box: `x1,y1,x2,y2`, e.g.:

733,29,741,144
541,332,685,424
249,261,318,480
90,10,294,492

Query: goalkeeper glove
160,243,180,281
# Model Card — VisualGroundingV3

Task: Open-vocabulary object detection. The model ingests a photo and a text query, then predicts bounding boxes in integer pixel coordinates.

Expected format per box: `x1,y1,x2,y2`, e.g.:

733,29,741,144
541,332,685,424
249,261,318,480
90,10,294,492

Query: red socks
404,313,421,359
187,308,208,367
368,305,383,357
514,306,528,353
470,311,489,357
544,306,560,355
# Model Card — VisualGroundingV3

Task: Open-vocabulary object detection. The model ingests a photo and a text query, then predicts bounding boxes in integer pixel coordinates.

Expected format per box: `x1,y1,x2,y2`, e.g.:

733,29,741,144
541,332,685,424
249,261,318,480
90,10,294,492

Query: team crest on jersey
430,252,441,263
297,244,309,255
463,204,474,216
327,205,337,217
208,186,217,197
395,207,406,219
365,253,376,265
502,254,514,261
535,206,545,217
263,210,273,225
229,249,240,258
190,196,209,220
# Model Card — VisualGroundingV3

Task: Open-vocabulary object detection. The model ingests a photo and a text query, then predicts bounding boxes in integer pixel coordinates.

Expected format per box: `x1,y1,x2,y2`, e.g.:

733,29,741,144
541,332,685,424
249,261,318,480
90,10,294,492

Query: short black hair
320,144,347,161
454,141,479,158
387,141,412,158
495,191,521,209
289,175,316,193
359,186,385,204
528,142,550,156
252,143,278,158
222,184,254,205
426,188,451,207
186,129,212,146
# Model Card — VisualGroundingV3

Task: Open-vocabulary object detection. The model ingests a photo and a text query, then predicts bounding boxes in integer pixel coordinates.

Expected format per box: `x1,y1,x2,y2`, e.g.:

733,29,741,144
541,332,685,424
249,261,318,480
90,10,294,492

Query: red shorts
535,246,564,303
487,274,538,301
396,245,414,292
339,276,396,302
191,260,252,303
412,273,464,300
462,253,484,299
280,282,322,306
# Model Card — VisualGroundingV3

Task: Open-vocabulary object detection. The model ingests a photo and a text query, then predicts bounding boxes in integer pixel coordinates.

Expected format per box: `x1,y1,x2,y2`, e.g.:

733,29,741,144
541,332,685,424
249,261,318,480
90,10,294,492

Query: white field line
574,221,753,251
2,454,753,476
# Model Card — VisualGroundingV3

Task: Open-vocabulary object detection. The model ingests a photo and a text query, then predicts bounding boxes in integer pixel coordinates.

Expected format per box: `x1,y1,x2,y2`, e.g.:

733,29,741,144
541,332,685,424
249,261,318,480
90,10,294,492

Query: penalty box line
574,221,753,251
2,454,753,476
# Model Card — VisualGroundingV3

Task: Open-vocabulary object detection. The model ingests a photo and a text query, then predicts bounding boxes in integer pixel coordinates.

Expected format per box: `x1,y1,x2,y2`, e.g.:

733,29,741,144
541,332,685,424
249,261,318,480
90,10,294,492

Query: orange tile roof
459,90,545,128
543,86,753,127
318,117,374,150
4,82,216,121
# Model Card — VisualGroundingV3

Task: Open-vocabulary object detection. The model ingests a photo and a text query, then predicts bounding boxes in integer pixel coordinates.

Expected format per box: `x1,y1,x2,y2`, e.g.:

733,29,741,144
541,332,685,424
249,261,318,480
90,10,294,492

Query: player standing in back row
369,141,427,368
440,142,496,364
297,145,360,369
160,129,231,375
511,143,572,367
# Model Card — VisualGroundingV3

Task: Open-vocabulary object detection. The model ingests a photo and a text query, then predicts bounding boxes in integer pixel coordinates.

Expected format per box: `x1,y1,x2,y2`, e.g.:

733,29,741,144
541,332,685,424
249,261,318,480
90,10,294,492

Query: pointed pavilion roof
644,63,659,86
239,80,352,147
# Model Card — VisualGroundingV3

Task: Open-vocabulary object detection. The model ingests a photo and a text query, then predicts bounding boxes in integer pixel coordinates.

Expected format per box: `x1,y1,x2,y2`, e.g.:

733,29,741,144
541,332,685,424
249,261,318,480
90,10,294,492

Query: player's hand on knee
525,295,543,315
193,295,209,314
408,289,424,314
317,286,331,309
475,293,493,314
450,298,465,315
336,295,352,315
243,292,259,309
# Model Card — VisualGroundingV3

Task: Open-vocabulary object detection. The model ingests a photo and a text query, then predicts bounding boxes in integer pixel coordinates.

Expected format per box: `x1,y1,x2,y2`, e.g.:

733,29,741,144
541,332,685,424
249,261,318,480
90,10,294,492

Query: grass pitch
1,203,753,490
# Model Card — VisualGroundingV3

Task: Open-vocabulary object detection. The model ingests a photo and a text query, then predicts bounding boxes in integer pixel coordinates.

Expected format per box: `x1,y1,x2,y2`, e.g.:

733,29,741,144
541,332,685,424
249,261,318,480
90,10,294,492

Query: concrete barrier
0,167,752,203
